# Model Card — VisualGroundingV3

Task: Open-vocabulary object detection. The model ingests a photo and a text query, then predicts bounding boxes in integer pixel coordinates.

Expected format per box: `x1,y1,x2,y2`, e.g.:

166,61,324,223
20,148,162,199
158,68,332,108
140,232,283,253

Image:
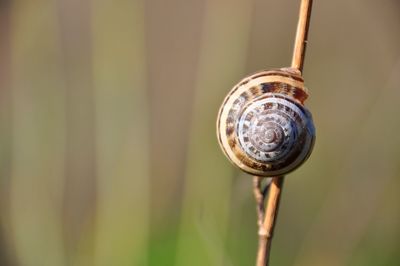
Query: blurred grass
92,0,149,265
1,0,400,266
10,1,66,265
175,0,253,265
58,1,96,264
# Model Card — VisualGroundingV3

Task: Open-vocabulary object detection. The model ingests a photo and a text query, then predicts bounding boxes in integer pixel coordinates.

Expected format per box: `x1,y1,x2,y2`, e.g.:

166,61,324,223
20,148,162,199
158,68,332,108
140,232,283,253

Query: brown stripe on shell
225,123,235,136
249,85,263,97
222,68,307,107
227,136,237,148
242,90,251,101
251,71,304,83
261,82,308,104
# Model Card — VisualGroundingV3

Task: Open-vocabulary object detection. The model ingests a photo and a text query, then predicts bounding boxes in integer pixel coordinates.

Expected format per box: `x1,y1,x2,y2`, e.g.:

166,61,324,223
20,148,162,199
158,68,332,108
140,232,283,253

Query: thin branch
253,176,265,228
255,177,284,266
254,0,314,265
291,0,314,72
253,176,272,228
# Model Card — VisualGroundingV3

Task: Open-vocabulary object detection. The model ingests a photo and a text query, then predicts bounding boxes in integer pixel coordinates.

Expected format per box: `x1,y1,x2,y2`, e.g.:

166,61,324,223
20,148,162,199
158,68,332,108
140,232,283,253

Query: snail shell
216,68,315,177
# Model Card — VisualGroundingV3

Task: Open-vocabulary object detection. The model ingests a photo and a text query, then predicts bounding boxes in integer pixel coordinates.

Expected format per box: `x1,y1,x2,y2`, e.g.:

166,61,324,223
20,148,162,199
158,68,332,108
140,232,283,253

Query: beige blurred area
1,0,400,265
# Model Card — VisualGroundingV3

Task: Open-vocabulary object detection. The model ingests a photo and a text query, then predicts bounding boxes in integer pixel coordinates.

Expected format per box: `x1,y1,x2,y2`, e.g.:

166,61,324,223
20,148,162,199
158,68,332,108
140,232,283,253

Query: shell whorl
217,68,315,177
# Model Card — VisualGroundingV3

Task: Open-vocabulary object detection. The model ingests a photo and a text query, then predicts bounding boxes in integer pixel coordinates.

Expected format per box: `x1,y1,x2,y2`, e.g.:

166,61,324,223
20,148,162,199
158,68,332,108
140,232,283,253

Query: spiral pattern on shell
217,68,315,177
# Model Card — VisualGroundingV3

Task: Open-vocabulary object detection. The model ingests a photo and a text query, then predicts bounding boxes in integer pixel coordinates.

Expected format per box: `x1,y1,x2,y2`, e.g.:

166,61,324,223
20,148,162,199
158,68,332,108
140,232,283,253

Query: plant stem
254,177,284,266
291,0,313,72
254,0,313,265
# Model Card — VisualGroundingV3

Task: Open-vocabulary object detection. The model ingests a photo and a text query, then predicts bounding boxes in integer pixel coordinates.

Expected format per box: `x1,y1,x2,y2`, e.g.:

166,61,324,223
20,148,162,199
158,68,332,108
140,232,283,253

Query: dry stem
253,0,313,265
291,0,314,72
254,177,284,266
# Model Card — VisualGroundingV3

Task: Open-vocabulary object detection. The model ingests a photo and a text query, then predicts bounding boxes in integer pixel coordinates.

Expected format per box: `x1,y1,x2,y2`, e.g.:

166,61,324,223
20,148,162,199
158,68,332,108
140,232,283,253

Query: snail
216,67,315,177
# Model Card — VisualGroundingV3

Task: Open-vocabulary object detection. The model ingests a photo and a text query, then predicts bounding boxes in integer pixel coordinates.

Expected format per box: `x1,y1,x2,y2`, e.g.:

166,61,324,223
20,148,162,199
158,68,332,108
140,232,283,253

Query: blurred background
1,0,400,265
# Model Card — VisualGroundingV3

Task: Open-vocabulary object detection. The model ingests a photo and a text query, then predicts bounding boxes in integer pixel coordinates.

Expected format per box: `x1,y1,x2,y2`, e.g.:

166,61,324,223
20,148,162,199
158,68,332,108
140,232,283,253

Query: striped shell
216,68,315,177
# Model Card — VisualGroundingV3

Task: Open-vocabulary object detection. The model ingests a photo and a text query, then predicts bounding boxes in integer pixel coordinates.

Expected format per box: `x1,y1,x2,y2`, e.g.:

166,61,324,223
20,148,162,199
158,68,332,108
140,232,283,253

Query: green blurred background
1,0,400,265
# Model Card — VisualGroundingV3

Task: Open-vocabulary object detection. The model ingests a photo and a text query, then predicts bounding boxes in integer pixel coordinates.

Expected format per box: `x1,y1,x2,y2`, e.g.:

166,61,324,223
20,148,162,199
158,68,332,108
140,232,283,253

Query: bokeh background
1,0,400,265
